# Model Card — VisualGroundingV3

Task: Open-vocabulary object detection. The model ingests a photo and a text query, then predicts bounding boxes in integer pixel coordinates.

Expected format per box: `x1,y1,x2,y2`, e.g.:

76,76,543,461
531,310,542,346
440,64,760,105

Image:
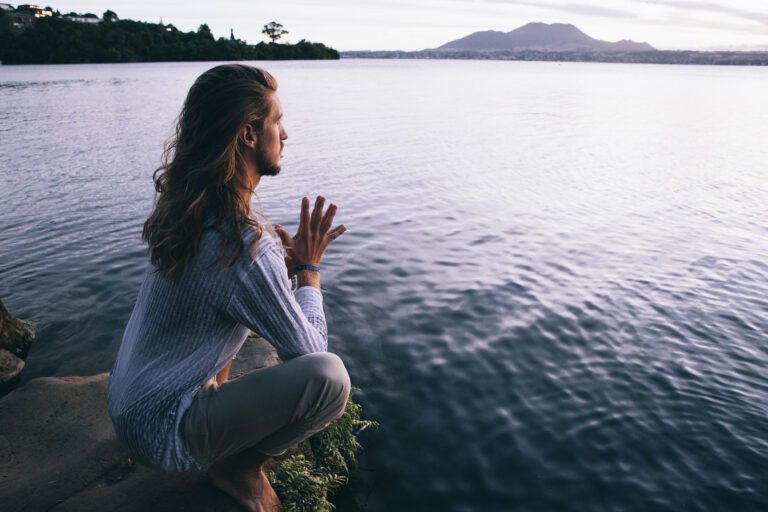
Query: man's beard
255,145,281,177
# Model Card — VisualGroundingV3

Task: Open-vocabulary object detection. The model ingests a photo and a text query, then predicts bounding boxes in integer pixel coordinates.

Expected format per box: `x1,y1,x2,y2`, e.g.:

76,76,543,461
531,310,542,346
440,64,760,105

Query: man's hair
142,64,277,280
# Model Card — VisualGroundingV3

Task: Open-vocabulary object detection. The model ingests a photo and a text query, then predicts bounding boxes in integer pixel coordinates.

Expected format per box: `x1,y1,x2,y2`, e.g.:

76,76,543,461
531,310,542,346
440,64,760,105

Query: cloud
560,3,639,18
634,0,768,24
451,0,638,19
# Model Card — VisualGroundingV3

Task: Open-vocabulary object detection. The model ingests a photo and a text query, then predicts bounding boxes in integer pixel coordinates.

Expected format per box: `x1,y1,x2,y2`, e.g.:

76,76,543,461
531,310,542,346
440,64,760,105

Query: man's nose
281,129,288,141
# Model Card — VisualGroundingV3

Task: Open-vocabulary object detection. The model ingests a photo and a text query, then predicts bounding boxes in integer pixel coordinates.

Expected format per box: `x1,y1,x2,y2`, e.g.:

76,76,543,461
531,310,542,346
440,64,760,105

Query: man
107,64,350,512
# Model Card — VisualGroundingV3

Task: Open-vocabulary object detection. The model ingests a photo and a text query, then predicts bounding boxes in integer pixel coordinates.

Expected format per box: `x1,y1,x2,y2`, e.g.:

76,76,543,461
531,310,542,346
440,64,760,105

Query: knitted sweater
106,216,328,471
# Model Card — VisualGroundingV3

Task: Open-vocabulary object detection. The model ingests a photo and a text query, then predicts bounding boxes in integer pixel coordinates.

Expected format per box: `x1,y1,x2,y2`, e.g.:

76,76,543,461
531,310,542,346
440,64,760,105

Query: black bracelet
294,263,320,273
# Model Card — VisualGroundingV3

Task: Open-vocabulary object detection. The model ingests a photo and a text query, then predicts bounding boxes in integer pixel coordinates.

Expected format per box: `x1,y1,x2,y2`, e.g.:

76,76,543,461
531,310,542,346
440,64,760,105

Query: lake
1,59,767,511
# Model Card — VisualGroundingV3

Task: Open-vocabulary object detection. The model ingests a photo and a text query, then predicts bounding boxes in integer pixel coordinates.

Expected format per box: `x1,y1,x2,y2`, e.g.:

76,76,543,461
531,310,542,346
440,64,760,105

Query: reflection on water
1,60,767,511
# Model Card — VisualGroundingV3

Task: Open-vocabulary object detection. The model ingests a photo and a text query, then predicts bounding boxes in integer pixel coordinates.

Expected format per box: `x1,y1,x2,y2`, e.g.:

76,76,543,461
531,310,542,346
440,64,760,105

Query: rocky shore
0,334,318,512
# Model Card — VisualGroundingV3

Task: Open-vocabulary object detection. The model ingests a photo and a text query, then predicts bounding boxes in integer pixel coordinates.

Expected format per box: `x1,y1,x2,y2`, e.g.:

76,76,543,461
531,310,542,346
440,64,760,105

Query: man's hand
274,223,299,278
275,195,346,281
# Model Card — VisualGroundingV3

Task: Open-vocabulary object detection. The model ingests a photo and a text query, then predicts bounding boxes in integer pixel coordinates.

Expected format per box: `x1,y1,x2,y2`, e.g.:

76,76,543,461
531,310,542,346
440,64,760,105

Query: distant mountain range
436,22,656,52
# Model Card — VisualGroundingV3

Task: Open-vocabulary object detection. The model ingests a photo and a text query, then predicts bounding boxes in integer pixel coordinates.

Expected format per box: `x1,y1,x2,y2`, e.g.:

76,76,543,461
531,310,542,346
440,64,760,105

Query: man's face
256,94,288,177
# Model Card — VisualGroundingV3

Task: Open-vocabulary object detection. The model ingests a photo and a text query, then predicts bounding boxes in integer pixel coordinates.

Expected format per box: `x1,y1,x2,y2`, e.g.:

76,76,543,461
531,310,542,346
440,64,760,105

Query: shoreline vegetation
0,7,338,65
341,49,768,66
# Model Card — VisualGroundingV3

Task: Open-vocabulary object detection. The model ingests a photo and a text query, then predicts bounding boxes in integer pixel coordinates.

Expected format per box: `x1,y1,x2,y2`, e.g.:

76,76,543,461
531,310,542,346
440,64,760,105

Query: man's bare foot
207,464,281,512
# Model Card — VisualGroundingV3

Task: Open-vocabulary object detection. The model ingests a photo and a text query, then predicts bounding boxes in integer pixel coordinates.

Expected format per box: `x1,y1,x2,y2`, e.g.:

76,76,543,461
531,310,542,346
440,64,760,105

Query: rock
0,373,128,512
0,300,35,396
230,334,283,378
0,349,25,384
0,335,311,512
0,299,35,359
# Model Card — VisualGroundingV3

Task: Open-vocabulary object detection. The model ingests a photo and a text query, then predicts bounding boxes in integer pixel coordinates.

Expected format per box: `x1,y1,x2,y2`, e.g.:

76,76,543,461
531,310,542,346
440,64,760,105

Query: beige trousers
181,351,351,467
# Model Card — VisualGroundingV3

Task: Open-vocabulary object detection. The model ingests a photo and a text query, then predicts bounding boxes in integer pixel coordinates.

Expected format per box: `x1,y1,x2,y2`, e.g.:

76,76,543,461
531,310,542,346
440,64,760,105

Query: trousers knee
304,352,351,410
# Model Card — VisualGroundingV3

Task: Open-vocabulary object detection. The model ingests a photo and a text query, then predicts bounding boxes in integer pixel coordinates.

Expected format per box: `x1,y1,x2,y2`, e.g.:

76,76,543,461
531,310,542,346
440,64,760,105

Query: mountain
438,22,655,52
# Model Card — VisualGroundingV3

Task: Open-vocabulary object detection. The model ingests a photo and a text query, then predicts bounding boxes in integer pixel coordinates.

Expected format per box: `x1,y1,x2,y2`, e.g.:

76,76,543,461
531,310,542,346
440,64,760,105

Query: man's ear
240,123,258,149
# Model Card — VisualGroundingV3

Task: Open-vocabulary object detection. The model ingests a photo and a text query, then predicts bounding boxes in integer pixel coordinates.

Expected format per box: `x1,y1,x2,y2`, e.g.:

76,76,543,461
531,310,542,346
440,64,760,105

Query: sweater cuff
294,286,327,345
294,285,323,308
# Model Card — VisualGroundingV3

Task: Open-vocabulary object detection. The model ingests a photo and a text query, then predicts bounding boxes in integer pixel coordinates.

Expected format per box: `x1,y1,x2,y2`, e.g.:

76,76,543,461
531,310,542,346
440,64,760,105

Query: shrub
267,386,380,511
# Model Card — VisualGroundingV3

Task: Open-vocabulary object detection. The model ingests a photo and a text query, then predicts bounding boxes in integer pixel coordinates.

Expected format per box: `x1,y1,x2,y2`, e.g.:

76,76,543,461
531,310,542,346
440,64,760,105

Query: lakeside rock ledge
0,335,314,512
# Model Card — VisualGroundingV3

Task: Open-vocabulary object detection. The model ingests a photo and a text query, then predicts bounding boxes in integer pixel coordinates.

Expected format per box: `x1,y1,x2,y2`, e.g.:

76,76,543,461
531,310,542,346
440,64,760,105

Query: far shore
340,49,768,66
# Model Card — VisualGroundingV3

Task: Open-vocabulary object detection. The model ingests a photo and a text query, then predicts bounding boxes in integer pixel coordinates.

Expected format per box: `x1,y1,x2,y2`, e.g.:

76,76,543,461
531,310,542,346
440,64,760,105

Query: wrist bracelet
294,263,321,273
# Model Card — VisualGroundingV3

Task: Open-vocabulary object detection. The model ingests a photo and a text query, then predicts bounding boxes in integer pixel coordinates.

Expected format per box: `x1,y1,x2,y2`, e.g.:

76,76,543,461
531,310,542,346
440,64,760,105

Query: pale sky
42,0,768,51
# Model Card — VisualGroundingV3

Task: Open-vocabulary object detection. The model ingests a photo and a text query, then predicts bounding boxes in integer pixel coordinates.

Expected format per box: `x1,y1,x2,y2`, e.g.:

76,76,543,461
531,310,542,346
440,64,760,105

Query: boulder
0,349,24,384
0,299,36,394
0,335,311,512
0,299,35,358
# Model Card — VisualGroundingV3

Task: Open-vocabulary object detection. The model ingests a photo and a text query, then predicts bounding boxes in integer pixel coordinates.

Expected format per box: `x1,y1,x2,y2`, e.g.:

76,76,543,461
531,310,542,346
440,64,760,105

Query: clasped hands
275,196,347,278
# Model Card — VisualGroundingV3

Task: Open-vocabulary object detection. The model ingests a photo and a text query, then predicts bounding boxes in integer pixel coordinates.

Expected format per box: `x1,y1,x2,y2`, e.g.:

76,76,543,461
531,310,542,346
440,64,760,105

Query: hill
437,22,655,52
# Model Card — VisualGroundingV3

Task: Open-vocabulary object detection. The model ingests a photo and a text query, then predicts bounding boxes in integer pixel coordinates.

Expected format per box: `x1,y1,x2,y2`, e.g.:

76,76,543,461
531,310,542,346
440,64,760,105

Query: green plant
311,386,380,476
268,454,345,512
266,386,380,511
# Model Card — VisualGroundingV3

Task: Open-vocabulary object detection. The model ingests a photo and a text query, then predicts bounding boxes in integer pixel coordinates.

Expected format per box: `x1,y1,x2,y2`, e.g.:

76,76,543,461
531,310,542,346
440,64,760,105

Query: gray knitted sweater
106,216,328,472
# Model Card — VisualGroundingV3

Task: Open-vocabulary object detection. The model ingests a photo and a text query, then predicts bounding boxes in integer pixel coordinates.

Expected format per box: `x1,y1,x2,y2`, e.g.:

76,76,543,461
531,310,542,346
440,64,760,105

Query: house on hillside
9,11,32,30
62,12,101,24
17,4,52,17
4,4,53,31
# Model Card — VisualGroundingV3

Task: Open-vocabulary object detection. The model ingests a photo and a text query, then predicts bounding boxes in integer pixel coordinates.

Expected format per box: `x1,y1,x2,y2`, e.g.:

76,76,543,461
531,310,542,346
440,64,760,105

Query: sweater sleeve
224,234,328,360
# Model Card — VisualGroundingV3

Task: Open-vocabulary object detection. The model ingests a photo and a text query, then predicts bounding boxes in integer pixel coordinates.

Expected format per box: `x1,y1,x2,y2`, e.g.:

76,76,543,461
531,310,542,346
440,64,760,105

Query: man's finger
320,203,337,233
298,196,310,238
310,195,325,231
326,224,347,242
275,225,293,248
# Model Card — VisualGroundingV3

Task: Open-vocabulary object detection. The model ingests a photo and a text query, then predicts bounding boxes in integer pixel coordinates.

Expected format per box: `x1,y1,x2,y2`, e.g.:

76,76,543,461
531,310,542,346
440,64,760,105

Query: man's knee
303,352,351,411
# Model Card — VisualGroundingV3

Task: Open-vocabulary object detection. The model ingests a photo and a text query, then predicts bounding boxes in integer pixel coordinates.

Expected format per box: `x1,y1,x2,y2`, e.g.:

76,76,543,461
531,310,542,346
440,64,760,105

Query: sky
42,0,768,51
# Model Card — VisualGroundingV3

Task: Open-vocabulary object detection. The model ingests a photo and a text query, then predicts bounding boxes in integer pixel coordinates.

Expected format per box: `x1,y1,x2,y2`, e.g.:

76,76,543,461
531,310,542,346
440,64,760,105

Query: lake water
1,59,767,511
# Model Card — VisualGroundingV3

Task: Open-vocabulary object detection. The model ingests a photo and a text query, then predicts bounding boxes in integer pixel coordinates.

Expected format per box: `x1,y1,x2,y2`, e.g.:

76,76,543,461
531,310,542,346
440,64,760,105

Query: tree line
0,10,339,64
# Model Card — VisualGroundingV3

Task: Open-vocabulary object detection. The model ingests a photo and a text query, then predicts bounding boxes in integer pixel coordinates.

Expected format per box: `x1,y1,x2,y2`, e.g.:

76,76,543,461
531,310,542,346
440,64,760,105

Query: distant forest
0,10,339,64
